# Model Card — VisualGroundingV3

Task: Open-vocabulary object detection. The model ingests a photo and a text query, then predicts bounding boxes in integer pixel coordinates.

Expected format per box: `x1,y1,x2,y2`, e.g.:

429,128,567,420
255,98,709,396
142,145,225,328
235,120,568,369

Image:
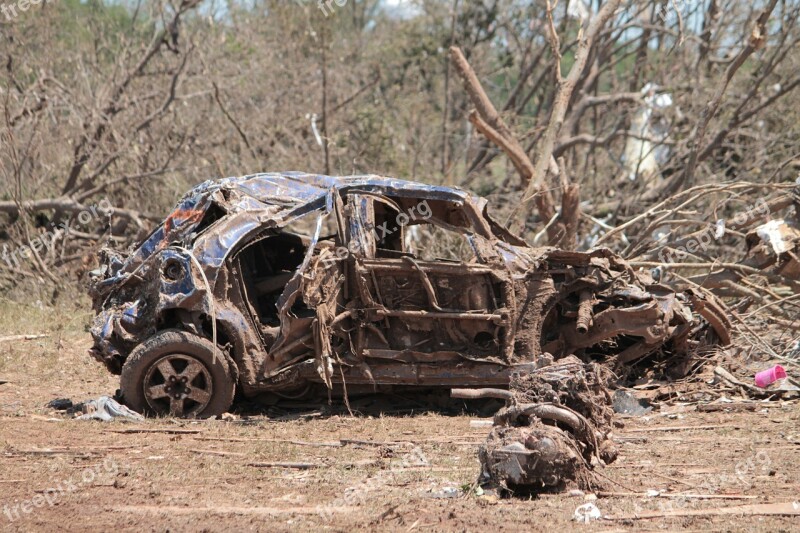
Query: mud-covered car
88,173,731,417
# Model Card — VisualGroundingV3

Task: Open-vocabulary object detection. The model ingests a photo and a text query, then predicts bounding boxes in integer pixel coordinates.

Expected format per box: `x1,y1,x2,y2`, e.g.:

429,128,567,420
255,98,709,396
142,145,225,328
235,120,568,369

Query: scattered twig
247,462,319,470
623,424,740,433
713,366,761,393
606,501,800,520
0,334,48,343
648,471,698,489
598,491,757,500
108,428,203,435
373,504,401,525
193,437,341,447
189,449,245,457
697,403,759,413
10,448,95,456
605,463,706,468
113,504,353,516
340,439,406,447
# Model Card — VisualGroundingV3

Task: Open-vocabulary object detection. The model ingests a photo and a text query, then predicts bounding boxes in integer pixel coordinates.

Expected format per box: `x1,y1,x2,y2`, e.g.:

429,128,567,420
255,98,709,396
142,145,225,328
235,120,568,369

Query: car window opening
368,196,478,263
238,232,308,327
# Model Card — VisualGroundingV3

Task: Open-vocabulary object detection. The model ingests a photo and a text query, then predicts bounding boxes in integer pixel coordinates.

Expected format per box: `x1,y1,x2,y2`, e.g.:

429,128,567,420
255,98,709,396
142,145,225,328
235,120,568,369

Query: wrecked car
88,173,731,417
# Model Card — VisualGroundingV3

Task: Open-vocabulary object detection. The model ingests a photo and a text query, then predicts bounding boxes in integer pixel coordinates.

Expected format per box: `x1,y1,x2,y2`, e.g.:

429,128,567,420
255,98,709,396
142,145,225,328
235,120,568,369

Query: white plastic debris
573,502,602,523
77,396,145,421
622,83,673,182
649,92,673,109
756,219,793,254
307,113,324,148
714,219,726,239
428,486,461,499
566,0,591,24
439,487,460,498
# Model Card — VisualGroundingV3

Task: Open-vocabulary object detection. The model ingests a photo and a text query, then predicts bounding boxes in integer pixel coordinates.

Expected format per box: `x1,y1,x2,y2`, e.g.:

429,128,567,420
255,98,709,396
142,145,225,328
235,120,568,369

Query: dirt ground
1,302,798,532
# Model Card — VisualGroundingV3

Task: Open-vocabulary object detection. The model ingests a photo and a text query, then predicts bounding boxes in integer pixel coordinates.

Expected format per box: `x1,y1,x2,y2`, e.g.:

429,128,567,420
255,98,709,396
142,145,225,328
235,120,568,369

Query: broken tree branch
660,0,780,196
0,198,156,229
520,0,623,215
467,111,534,183
449,46,561,243
450,47,535,184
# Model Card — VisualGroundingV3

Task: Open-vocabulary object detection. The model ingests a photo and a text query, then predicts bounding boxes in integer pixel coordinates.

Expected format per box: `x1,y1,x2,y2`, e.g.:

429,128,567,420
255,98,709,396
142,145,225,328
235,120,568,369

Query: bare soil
1,316,798,532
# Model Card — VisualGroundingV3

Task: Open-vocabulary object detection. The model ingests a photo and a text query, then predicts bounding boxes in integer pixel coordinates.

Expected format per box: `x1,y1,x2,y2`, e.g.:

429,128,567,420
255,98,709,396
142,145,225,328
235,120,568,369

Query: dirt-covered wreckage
88,173,731,418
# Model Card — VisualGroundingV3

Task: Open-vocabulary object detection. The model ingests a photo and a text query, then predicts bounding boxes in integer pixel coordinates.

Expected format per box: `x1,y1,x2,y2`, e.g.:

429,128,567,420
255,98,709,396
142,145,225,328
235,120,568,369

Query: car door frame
341,190,514,365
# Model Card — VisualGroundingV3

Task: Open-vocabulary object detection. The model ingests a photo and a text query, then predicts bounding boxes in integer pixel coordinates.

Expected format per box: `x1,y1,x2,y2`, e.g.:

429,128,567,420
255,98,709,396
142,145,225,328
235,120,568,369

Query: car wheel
120,330,235,418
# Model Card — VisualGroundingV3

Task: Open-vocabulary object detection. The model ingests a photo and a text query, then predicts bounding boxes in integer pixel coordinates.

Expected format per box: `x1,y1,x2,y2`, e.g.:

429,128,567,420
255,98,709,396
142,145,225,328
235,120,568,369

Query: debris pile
77,396,145,422
46,396,145,421
476,356,617,493
746,220,800,280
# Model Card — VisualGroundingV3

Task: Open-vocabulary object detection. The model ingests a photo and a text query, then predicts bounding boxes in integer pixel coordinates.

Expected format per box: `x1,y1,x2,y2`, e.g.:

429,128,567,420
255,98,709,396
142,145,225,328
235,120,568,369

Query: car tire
120,330,235,418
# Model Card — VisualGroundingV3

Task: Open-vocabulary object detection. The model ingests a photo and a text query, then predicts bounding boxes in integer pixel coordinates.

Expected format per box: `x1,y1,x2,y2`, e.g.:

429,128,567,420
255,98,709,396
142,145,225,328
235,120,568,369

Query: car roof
201,171,476,209
114,172,484,278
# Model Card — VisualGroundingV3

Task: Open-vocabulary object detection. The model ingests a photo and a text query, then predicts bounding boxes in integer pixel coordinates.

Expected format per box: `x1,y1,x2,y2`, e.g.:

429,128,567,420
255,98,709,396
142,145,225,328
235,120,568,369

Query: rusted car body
88,173,730,417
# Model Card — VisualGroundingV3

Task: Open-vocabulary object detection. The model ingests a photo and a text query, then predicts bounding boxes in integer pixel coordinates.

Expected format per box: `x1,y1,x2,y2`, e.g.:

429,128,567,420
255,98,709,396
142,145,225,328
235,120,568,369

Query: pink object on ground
754,365,787,388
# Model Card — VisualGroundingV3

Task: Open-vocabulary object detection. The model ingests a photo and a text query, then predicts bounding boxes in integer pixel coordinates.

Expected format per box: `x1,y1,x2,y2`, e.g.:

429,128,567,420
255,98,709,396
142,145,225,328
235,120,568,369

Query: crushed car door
345,193,509,365
233,206,345,384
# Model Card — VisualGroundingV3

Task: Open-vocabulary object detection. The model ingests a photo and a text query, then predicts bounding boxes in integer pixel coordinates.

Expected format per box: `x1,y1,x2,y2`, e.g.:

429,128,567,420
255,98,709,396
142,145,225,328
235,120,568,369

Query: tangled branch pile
1,0,799,344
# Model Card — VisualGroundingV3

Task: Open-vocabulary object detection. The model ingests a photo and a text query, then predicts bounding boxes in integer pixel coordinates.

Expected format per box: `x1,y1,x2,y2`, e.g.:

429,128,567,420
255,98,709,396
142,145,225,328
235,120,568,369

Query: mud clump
478,356,618,494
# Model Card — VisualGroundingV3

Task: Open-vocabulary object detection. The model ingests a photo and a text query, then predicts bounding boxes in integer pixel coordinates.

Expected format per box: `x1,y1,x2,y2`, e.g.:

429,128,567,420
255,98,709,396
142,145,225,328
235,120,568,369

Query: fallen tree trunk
0,198,157,230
